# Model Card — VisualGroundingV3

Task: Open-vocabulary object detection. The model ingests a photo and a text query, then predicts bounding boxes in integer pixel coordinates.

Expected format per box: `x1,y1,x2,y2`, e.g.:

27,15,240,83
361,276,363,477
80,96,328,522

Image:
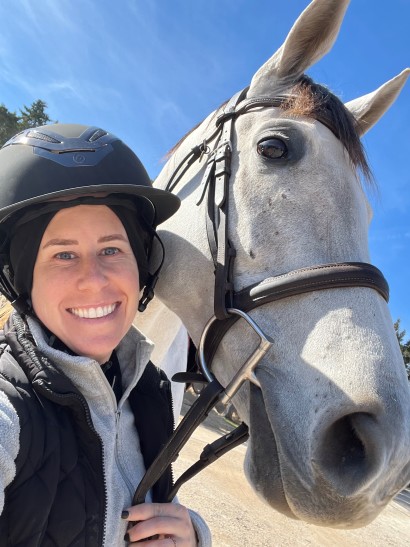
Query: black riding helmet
0,123,180,313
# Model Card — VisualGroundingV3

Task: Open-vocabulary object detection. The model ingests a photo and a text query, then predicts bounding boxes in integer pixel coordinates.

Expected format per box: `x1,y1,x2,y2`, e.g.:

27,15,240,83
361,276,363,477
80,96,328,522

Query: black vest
0,314,174,546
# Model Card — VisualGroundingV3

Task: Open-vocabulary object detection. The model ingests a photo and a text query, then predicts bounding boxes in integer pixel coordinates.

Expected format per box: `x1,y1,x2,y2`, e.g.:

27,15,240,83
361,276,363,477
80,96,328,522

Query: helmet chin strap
0,258,31,315
10,295,32,316
138,230,165,313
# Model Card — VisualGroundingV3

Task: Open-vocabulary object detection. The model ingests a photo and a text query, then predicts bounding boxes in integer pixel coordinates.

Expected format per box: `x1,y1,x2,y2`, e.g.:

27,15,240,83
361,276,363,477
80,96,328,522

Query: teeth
70,303,117,319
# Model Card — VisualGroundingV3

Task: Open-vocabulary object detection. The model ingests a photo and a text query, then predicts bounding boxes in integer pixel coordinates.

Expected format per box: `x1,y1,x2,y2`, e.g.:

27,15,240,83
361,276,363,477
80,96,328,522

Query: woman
0,124,211,546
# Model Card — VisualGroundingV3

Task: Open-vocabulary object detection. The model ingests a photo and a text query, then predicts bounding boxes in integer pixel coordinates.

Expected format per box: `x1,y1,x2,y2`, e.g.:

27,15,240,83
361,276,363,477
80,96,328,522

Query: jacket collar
24,314,154,408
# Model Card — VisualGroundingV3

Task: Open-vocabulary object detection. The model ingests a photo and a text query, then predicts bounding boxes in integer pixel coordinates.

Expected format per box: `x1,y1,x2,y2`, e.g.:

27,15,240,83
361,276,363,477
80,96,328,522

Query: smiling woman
0,124,211,546
31,205,141,364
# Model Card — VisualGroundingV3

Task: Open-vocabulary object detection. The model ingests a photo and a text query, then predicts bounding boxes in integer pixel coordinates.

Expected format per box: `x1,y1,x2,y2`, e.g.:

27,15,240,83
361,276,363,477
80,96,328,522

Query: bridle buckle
199,308,273,405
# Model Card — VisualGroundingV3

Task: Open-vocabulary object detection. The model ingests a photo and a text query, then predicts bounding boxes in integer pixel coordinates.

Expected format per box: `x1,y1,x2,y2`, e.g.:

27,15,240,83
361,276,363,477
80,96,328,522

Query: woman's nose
76,257,109,291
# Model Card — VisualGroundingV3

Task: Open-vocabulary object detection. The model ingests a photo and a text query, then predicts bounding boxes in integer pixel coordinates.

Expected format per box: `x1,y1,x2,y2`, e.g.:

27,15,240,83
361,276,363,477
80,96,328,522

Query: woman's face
31,205,140,363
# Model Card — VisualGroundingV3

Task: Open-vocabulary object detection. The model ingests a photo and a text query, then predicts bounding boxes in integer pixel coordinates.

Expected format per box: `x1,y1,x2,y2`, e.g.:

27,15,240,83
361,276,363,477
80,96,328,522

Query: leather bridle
132,88,389,504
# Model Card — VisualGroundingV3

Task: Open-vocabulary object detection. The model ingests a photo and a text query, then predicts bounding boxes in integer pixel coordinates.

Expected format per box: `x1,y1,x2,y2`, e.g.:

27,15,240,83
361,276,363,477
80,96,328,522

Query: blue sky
0,0,409,334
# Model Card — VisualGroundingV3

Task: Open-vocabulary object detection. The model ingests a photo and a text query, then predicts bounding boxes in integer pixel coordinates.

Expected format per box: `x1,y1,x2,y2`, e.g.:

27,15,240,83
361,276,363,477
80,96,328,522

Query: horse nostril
327,414,366,466
316,413,377,494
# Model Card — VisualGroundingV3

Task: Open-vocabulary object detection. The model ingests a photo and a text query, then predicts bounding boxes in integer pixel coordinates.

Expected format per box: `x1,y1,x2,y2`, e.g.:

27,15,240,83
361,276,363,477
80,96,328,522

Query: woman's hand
122,502,197,546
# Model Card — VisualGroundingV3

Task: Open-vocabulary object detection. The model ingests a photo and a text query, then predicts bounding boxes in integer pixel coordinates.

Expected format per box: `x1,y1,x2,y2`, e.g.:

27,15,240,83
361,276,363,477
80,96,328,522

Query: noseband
133,88,389,505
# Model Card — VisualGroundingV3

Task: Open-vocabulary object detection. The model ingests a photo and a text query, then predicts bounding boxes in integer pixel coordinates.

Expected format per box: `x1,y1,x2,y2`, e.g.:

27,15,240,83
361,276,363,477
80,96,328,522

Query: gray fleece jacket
0,315,211,546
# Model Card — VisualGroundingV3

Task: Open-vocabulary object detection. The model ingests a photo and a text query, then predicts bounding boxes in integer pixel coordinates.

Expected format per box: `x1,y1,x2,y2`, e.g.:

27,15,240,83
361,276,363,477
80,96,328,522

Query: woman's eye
257,138,288,159
101,247,120,256
55,251,75,260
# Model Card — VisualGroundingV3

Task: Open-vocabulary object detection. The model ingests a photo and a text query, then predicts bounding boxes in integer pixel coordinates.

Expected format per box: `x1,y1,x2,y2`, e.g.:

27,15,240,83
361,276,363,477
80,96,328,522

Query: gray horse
136,0,410,528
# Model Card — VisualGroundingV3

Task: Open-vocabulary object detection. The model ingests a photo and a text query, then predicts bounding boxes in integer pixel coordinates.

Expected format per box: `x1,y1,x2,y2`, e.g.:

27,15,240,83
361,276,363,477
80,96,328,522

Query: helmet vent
88,129,108,142
26,130,61,144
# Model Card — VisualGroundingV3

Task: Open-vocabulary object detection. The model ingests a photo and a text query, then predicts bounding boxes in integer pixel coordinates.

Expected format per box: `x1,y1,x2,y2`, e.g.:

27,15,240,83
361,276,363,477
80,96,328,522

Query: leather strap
166,422,249,501
211,89,247,319
132,380,224,505
236,262,389,309
201,262,389,371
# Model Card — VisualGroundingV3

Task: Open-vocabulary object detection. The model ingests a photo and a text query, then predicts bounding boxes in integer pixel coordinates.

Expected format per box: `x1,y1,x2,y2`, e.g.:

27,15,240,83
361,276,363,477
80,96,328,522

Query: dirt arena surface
175,392,409,546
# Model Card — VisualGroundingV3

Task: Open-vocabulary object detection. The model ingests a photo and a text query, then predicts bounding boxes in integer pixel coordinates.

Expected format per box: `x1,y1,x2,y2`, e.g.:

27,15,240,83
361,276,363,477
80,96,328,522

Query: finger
125,515,186,543
122,503,195,545
128,537,177,547
123,502,187,523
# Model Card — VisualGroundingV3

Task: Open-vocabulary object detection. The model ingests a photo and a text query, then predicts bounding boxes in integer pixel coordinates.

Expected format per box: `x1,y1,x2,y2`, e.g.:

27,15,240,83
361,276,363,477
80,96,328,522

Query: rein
133,88,390,504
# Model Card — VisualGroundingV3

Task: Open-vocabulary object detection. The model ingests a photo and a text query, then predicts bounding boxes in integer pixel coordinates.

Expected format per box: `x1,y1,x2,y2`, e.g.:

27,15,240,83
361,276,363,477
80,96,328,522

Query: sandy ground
174,393,410,546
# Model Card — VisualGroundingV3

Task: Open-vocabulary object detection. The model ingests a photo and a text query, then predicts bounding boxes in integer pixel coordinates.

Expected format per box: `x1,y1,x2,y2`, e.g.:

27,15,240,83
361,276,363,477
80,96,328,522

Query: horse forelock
284,75,373,183
166,75,373,186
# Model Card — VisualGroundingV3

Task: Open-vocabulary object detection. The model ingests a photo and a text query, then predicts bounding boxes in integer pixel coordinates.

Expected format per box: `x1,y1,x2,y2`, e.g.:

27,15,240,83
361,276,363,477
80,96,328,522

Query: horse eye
257,138,288,159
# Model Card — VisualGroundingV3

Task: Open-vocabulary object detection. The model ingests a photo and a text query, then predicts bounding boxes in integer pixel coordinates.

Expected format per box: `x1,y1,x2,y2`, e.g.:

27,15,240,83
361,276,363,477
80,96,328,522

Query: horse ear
248,0,350,97
345,69,410,136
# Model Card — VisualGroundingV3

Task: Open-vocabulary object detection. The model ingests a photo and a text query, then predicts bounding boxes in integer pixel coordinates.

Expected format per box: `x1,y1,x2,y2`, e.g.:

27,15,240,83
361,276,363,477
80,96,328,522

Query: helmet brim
0,184,180,226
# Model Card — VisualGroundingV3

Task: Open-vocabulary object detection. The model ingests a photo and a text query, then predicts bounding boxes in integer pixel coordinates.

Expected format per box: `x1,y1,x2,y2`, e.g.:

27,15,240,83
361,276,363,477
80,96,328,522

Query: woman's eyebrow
42,234,128,249
42,238,78,249
98,234,128,243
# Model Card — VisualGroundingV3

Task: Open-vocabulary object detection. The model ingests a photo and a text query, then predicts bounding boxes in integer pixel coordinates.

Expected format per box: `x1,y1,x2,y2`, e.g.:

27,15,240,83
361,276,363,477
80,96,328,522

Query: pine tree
18,100,51,129
0,100,53,146
0,104,19,145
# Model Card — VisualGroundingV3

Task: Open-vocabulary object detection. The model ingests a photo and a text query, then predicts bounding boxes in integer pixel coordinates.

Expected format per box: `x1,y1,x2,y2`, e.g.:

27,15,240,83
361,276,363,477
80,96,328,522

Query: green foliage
394,319,410,380
18,100,52,129
0,100,53,146
0,105,19,145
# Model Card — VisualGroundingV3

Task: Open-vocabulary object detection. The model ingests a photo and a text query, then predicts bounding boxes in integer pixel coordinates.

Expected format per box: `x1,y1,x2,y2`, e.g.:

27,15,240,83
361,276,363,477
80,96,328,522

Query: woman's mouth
68,303,118,319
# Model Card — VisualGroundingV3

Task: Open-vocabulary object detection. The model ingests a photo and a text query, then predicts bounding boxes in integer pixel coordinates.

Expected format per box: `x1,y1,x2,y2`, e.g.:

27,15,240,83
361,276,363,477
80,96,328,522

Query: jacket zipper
164,379,176,494
114,408,135,498
96,361,137,501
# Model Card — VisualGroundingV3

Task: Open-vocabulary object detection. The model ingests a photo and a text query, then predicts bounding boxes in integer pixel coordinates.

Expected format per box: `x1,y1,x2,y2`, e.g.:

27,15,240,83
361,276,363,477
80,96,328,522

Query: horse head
140,0,410,528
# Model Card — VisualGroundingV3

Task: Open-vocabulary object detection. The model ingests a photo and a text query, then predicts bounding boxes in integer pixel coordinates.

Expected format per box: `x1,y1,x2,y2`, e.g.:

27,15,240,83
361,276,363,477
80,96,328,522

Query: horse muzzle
247,368,410,528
